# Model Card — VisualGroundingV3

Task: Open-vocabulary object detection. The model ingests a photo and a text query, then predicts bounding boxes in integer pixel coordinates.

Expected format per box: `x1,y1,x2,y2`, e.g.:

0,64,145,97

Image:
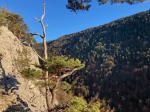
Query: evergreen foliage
62,96,101,112
85,101,101,112
47,56,85,73
21,68,43,79
61,81,72,93
51,96,101,112
21,55,84,89
65,96,87,112
66,0,145,11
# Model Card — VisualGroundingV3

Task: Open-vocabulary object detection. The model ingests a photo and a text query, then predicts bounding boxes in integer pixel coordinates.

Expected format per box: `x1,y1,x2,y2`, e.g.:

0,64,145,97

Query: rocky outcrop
0,26,47,112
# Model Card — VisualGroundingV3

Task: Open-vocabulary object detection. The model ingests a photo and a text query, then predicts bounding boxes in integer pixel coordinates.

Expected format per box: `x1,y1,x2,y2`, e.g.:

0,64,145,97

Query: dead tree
30,0,53,111
31,0,83,111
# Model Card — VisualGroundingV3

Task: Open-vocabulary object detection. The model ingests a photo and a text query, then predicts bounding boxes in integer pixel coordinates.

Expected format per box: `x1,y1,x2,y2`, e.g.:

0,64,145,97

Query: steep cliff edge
0,26,47,112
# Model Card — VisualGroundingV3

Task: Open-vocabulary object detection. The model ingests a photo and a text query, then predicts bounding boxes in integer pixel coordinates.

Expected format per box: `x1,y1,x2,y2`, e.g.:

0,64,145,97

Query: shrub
85,101,101,112
21,68,42,79
15,48,31,72
64,96,101,112
0,8,35,44
65,96,87,112
61,81,72,93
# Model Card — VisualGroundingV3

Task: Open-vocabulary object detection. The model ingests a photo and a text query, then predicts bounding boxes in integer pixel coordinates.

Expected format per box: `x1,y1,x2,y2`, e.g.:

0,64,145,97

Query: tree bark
49,88,59,109
43,33,53,112
39,0,54,111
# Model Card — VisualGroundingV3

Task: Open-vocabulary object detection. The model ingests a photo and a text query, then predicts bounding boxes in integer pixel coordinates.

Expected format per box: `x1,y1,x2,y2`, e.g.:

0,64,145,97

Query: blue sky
0,0,150,42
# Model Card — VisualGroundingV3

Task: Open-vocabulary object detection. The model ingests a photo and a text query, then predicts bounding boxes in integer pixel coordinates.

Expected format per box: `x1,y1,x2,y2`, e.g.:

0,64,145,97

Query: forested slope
37,9,150,112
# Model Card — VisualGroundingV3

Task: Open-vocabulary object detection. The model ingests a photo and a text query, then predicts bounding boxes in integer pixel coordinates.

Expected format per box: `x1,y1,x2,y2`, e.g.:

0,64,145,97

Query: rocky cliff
0,26,47,112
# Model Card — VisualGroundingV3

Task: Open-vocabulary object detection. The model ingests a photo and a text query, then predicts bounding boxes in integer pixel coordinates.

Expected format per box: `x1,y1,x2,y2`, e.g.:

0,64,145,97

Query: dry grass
0,93,16,111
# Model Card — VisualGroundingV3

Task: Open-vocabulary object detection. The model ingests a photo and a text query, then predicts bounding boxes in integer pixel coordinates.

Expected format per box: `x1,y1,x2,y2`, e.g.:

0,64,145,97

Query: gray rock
0,26,47,112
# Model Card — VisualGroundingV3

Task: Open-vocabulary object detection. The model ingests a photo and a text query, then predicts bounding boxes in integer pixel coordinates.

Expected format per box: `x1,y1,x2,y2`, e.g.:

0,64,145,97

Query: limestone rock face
0,26,47,112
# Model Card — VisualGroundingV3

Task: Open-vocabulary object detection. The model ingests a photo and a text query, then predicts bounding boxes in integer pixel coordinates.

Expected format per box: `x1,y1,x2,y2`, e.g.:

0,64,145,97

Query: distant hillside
37,9,150,112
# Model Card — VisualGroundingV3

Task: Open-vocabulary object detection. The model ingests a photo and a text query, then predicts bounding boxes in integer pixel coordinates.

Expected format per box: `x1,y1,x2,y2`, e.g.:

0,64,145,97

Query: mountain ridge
43,9,150,112
47,9,150,44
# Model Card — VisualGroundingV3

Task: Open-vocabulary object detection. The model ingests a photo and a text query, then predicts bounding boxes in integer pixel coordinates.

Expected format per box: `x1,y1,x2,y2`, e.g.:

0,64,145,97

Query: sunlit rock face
0,26,47,112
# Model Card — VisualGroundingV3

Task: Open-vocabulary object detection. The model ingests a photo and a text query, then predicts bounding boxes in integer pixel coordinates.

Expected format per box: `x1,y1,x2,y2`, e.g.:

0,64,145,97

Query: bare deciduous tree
31,0,84,111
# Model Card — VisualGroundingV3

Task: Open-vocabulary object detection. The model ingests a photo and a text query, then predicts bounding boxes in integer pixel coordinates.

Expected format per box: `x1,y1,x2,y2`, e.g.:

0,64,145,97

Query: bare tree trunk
45,85,52,111
51,78,61,107
48,70,78,109
48,88,59,109
42,26,54,112
51,89,58,106
43,35,55,112
43,38,52,111
40,1,54,111
33,1,80,111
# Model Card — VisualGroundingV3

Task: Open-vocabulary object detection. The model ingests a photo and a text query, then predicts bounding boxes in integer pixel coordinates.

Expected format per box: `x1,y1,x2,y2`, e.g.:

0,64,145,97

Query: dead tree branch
30,33,43,38
60,68,78,79
53,68,79,90
40,0,46,39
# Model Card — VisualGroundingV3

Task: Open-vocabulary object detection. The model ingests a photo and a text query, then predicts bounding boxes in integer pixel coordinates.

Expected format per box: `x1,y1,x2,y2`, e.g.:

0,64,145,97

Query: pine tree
66,0,146,12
